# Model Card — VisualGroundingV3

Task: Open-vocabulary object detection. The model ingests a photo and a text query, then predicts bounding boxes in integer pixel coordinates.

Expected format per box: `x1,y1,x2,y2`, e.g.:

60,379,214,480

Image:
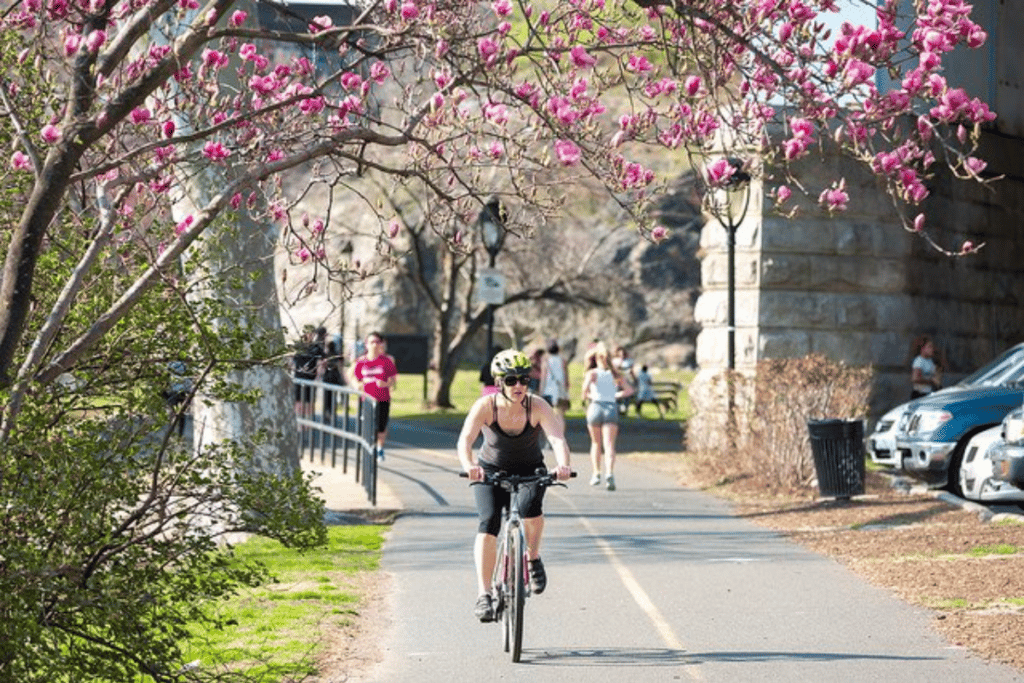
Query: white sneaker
589,473,601,486
376,447,385,461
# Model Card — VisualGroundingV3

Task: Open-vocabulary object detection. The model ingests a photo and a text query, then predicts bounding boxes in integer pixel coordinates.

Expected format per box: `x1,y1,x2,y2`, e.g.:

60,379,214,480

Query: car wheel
958,464,976,501
947,439,968,498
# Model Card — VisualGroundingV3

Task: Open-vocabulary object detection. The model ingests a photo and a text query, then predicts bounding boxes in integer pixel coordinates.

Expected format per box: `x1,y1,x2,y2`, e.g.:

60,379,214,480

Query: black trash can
807,418,865,499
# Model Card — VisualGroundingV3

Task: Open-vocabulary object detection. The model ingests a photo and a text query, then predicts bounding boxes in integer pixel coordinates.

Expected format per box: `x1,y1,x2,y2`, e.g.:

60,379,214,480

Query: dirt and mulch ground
642,453,1024,673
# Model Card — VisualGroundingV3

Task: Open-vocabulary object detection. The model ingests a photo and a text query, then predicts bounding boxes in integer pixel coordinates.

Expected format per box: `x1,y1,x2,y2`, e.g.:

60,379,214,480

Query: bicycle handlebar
459,469,577,488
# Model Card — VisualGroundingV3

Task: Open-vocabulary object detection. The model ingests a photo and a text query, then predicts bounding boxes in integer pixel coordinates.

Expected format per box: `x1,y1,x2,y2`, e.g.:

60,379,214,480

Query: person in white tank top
580,342,633,491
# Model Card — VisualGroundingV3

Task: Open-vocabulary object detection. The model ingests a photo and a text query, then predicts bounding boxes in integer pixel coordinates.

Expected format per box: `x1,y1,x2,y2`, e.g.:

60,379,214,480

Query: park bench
637,380,683,419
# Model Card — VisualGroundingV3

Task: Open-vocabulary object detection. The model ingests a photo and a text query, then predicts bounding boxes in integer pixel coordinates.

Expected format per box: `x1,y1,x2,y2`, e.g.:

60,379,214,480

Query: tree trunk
174,172,299,475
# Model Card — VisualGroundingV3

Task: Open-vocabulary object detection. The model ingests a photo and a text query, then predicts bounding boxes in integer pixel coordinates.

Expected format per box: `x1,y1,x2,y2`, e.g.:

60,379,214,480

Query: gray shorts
586,401,619,426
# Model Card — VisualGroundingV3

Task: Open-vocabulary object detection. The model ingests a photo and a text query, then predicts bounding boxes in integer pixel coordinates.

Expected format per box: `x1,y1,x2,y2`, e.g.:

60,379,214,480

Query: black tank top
479,395,545,472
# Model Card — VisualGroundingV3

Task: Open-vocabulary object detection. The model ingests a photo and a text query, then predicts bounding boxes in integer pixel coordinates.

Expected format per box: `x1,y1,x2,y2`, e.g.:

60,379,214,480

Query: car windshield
960,345,1024,387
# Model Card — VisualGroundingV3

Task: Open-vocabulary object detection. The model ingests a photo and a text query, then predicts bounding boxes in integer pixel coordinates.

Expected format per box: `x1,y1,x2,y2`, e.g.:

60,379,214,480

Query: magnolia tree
0,0,998,678
0,0,998,402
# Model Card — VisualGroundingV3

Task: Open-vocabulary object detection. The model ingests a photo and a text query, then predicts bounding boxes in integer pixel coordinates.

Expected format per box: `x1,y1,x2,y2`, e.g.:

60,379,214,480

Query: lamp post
478,198,507,356
721,159,752,371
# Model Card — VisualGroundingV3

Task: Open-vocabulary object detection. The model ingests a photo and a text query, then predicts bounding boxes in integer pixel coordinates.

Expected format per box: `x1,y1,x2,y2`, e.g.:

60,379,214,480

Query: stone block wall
693,129,1024,425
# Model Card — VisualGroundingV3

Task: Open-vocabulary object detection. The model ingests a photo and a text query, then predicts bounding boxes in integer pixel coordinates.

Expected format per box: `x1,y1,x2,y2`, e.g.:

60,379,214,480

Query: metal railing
293,377,379,505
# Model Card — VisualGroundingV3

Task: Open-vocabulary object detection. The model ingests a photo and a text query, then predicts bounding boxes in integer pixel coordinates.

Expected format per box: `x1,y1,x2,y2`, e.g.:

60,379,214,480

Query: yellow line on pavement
558,492,704,681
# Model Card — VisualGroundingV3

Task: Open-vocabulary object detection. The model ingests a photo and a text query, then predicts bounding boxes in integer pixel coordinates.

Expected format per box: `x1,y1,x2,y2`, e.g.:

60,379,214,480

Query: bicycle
462,469,574,662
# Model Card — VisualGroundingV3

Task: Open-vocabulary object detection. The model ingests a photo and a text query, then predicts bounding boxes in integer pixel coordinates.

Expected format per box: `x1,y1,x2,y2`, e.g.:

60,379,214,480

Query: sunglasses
502,374,531,386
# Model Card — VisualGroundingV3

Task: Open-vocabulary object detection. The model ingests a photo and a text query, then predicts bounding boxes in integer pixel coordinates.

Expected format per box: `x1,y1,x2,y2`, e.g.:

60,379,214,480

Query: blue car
873,342,1024,495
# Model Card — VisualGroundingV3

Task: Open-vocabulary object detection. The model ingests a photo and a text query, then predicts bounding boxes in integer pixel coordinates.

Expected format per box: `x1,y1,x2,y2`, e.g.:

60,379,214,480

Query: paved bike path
350,421,1021,683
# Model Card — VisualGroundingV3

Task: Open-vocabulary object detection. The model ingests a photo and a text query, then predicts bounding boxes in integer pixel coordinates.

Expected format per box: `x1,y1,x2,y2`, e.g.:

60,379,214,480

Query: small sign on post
476,268,507,305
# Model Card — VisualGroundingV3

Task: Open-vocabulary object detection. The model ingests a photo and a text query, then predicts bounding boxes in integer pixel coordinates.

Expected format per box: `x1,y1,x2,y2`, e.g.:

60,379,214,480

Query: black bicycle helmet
491,349,531,377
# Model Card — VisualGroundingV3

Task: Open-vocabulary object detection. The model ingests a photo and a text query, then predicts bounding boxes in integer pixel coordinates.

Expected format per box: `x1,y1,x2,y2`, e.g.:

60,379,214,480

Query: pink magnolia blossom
162,120,175,138
964,157,987,175
961,240,975,253
85,30,105,52
705,158,737,186
175,215,194,236
229,10,247,26
308,15,332,32
202,141,230,162
554,139,581,166
683,75,701,97
41,124,60,144
231,193,242,210
239,43,258,62
400,2,419,20
651,226,668,242
626,54,653,73
818,181,849,212
913,214,926,232
299,95,325,115
621,161,654,188
130,107,151,124
478,36,500,64
387,219,401,238
483,102,508,124
201,48,228,70
570,46,596,68
776,185,792,203
370,62,390,84
63,33,81,57
11,151,31,170
340,72,362,90
433,69,453,90
492,0,513,16
154,146,175,163
789,117,814,139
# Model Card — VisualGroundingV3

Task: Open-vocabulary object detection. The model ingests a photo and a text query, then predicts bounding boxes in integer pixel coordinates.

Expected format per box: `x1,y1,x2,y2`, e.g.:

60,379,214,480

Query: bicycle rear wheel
509,524,526,662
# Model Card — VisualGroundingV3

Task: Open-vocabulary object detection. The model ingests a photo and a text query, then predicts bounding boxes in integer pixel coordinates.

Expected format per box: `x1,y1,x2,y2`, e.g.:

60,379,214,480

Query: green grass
967,544,1020,557
389,365,696,421
171,525,386,682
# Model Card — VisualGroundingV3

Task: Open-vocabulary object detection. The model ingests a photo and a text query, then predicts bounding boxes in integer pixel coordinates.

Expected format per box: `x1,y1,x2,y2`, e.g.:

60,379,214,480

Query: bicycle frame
467,470,571,663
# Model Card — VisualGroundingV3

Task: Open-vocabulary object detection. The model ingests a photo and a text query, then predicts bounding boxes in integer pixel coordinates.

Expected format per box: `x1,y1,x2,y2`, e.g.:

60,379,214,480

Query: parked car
957,425,1024,502
989,406,1024,490
869,342,1024,496
867,404,910,468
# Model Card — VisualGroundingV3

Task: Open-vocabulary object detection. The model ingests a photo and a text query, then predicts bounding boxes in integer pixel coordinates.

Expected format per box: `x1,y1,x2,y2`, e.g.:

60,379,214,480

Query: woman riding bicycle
458,349,573,623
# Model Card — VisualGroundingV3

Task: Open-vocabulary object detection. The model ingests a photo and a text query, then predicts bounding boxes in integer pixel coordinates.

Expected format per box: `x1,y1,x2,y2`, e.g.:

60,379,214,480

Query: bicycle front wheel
509,524,526,662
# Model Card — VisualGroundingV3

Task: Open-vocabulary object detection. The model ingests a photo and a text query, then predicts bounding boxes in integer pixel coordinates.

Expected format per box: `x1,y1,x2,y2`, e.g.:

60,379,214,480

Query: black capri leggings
473,465,547,536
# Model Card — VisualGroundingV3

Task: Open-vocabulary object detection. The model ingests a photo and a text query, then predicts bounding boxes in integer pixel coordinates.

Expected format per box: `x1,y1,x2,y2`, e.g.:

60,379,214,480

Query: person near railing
352,331,398,461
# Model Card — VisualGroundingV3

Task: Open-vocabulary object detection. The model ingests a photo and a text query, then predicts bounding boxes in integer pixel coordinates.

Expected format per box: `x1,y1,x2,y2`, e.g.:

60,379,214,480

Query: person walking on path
910,334,943,400
457,349,572,623
528,347,544,393
292,326,325,420
320,340,344,418
352,331,398,461
612,345,637,415
581,342,633,491
540,339,570,420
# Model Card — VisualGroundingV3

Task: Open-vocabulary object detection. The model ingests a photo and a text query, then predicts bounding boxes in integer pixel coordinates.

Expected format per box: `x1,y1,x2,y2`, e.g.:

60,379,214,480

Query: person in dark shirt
457,349,572,623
